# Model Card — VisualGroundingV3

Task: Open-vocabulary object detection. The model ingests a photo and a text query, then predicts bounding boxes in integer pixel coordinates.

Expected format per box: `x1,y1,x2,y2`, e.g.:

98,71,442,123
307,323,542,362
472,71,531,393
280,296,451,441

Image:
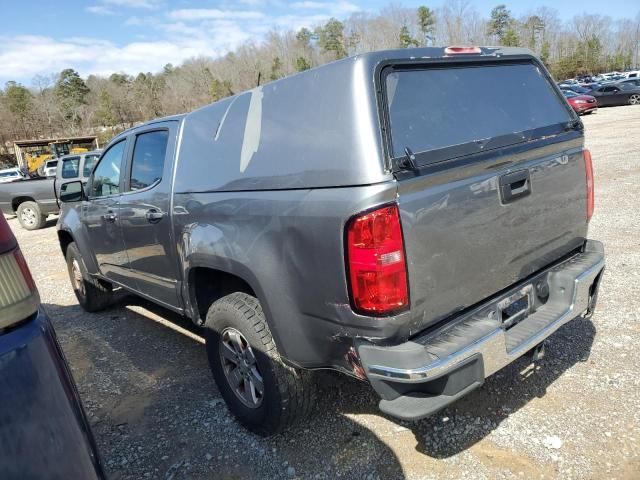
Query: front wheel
17,201,47,230
66,242,113,312
204,292,315,435
629,94,640,105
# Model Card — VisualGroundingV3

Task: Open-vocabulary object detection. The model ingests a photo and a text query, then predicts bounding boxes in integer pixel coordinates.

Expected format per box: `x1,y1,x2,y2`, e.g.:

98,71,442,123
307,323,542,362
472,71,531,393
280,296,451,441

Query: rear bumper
0,309,104,479
357,240,605,421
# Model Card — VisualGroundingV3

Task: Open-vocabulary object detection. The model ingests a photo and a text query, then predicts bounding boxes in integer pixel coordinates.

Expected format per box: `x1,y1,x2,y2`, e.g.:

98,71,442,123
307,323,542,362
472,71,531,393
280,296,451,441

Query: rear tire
629,94,640,105
204,292,315,435
17,201,47,230
65,242,113,312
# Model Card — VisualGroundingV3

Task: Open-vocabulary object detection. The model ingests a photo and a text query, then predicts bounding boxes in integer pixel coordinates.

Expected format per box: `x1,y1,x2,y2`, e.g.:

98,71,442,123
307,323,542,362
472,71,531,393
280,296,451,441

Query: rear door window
384,62,573,165
128,130,168,191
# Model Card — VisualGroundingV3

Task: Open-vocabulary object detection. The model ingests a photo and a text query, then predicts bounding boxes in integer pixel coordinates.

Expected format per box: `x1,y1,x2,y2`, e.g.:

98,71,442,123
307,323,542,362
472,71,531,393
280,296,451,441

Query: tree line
1,2,639,150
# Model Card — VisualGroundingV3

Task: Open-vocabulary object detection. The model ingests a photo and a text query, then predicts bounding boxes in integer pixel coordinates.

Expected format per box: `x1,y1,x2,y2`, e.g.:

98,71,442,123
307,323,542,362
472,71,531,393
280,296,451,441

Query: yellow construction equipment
13,137,99,176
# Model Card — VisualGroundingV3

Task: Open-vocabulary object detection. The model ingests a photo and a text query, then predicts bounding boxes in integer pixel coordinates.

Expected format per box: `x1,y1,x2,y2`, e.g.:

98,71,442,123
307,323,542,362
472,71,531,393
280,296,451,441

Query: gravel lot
7,105,640,480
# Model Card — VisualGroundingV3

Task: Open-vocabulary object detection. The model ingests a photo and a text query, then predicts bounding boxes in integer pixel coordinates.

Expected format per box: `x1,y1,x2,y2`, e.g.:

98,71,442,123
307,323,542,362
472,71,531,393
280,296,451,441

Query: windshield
385,62,573,163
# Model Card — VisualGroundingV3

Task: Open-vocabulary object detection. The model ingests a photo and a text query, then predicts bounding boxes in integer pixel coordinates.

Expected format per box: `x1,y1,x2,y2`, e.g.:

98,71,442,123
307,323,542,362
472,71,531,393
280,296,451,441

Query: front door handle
145,209,165,223
102,211,117,223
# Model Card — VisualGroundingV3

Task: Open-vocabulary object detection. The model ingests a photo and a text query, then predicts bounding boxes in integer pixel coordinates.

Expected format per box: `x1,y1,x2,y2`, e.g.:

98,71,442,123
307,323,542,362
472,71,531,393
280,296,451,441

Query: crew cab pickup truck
0,177,58,230
57,46,605,435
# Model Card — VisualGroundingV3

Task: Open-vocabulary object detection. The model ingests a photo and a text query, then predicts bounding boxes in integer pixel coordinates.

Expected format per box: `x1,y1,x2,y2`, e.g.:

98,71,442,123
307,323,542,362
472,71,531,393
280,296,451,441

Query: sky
0,0,637,85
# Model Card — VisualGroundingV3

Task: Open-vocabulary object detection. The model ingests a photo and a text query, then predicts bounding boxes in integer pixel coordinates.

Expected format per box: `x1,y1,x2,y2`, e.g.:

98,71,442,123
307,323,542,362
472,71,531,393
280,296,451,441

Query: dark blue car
0,215,104,479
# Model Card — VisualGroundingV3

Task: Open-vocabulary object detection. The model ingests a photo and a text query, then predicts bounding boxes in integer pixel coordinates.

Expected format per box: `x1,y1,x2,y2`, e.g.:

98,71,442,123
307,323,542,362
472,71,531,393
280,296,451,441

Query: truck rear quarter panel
173,183,412,369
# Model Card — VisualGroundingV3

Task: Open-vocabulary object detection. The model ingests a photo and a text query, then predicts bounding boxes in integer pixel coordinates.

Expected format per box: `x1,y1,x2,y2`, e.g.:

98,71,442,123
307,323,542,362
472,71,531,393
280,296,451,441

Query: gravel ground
7,105,640,480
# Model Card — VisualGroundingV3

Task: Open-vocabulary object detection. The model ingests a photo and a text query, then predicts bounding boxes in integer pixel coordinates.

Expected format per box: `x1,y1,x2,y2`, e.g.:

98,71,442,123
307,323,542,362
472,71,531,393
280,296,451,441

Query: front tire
66,242,113,312
204,292,315,435
17,201,47,230
629,94,640,105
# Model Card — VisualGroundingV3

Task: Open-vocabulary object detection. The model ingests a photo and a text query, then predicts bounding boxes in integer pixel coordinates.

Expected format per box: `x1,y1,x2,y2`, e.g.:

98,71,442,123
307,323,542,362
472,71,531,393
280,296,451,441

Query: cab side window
61,157,80,179
129,130,169,191
90,141,126,198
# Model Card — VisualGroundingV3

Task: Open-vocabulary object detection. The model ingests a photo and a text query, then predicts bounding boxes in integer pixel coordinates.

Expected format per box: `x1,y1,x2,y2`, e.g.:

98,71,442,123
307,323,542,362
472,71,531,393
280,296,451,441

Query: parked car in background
562,90,598,115
0,151,102,231
43,159,59,177
624,71,639,78
0,215,104,479
616,78,640,89
0,177,58,230
55,150,102,199
0,168,27,184
57,46,604,434
560,84,592,95
587,84,640,106
576,75,594,83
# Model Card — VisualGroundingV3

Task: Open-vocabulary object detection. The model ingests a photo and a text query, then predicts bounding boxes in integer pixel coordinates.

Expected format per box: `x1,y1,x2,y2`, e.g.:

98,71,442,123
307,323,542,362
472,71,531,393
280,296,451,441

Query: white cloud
86,5,116,15
101,0,161,9
0,1,367,83
86,0,162,15
167,9,265,21
291,1,359,15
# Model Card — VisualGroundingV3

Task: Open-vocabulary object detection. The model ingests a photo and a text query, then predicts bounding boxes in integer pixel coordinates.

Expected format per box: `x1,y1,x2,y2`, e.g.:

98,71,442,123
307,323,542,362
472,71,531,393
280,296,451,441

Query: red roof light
444,46,482,55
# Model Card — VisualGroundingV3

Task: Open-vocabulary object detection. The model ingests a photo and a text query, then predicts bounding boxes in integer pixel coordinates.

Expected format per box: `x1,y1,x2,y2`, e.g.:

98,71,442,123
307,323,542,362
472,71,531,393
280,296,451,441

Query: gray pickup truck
57,46,605,435
0,177,58,230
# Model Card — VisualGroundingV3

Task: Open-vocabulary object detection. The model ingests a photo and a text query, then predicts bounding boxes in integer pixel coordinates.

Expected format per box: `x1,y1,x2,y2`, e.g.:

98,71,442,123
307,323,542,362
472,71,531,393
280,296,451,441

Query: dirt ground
8,105,640,479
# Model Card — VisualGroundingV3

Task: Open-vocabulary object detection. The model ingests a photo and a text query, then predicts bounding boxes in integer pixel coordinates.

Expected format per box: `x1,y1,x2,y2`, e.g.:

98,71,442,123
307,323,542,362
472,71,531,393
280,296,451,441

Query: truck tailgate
398,138,588,334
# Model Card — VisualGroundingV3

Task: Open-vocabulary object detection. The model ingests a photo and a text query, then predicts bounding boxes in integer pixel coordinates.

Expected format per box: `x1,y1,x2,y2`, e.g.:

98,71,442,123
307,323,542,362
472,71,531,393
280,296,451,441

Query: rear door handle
145,209,165,223
499,169,531,204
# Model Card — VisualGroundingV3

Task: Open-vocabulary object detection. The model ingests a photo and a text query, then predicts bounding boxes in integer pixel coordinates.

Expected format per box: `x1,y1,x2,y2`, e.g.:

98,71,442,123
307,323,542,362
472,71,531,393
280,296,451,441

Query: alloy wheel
630,94,640,105
219,327,264,408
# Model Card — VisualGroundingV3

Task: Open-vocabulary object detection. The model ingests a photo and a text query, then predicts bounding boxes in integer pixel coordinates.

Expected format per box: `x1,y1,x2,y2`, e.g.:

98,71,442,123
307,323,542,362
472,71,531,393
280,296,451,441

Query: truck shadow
331,317,597,459
43,294,595,476
43,296,407,480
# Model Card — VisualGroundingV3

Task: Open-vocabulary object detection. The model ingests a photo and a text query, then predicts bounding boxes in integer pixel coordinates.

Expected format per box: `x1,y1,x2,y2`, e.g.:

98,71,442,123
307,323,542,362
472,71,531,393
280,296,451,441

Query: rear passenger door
118,122,181,309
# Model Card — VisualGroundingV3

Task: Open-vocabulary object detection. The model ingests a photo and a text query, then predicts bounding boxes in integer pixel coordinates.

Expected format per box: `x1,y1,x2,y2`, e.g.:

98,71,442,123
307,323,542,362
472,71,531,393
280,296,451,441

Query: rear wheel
204,292,315,435
66,242,113,312
629,94,640,105
17,201,47,230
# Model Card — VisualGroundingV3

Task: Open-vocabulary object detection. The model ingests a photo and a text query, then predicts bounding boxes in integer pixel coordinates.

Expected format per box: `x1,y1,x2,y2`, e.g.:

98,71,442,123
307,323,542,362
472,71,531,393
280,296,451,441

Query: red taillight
0,214,36,292
444,46,481,55
346,204,409,315
0,215,17,254
0,216,38,329
584,149,594,221
13,248,36,292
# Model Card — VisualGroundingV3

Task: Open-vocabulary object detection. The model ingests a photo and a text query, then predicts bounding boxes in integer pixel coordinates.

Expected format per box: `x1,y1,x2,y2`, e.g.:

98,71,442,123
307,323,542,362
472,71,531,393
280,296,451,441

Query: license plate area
497,285,533,330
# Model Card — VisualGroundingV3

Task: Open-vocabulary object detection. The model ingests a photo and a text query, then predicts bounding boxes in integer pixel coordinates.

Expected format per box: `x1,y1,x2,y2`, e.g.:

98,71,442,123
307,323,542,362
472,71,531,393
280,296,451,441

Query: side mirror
60,181,85,203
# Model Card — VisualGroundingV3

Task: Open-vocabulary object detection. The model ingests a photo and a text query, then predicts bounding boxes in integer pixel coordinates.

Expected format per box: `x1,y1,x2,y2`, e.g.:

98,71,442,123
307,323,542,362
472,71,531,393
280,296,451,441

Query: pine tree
399,26,419,48
317,18,347,59
417,6,436,46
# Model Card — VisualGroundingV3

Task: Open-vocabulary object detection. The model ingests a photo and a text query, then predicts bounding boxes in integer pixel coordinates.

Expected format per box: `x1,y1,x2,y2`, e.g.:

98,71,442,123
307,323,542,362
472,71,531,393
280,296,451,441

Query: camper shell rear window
383,61,574,166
